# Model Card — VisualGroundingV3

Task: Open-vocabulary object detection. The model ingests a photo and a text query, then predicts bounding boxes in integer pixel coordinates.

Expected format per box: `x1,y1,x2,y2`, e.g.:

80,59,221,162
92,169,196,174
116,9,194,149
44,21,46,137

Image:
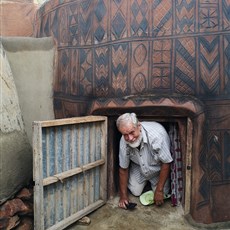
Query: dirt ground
66,195,230,230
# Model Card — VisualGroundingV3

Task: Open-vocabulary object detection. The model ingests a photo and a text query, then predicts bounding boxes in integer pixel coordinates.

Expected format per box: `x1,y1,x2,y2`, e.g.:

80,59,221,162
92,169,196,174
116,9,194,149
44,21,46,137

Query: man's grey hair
116,113,139,129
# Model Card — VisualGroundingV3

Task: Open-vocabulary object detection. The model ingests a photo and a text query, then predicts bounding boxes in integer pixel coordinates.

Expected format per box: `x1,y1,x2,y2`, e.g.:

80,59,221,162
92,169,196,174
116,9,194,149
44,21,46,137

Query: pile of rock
0,186,33,230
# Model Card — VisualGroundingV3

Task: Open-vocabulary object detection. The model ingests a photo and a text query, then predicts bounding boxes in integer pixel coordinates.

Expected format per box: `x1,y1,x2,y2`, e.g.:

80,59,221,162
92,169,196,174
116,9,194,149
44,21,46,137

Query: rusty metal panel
33,116,107,230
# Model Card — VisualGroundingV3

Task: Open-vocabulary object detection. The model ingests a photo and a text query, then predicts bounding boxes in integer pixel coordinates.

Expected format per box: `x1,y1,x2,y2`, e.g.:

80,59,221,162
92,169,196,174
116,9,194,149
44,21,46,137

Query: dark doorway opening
92,108,189,212
89,95,205,220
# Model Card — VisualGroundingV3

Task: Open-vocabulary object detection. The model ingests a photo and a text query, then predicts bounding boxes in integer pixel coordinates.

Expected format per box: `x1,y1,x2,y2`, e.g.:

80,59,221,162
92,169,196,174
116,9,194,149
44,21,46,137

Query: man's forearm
119,167,129,198
156,163,171,192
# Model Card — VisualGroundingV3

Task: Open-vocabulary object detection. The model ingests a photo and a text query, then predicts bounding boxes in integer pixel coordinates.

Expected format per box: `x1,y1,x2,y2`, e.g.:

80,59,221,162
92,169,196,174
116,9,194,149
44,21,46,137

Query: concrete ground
66,194,226,230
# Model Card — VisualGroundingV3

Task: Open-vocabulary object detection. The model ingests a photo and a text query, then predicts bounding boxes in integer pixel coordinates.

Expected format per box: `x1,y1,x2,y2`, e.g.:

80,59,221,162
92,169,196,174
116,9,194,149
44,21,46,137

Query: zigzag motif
200,61,219,91
207,131,223,181
176,0,194,12
112,45,128,72
209,155,223,181
197,175,209,208
175,0,195,33
112,72,127,94
200,47,219,68
223,0,230,29
200,37,219,62
95,47,109,67
111,44,128,94
199,36,219,53
199,36,220,93
95,66,108,80
95,77,109,97
95,47,109,96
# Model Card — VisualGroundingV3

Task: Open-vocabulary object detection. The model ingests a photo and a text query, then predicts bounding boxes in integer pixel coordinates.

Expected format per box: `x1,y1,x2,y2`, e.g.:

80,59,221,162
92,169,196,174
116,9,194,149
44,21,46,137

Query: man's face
118,122,141,144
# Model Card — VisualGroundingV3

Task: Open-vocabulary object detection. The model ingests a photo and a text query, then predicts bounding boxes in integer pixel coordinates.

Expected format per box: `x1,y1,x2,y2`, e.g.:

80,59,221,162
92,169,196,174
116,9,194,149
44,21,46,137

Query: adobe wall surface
0,1,38,37
34,0,230,224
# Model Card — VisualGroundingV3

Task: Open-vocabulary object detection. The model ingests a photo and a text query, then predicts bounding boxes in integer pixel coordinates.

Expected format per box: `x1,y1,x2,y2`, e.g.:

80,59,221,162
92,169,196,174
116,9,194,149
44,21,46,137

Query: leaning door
33,116,107,230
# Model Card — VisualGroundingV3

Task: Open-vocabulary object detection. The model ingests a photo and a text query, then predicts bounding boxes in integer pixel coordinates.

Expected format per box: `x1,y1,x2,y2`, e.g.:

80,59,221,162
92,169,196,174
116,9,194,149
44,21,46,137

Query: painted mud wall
34,0,230,224
0,0,38,37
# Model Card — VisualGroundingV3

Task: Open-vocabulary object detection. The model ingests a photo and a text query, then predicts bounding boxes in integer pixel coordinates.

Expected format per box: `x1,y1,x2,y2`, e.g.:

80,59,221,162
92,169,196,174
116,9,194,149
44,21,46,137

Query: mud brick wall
0,1,38,37
34,0,230,224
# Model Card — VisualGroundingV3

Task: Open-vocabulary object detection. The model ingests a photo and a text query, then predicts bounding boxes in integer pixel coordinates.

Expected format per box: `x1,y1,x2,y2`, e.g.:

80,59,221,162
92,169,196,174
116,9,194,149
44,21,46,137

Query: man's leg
128,165,147,196
149,177,171,195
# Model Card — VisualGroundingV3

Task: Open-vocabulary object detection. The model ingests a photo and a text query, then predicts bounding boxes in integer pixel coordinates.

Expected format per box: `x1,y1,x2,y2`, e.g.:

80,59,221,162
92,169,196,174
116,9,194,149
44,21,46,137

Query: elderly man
116,113,173,209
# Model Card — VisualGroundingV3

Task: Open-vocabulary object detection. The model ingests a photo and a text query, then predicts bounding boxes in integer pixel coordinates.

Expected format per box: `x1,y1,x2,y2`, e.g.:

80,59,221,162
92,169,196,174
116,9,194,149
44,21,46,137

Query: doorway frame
89,94,206,218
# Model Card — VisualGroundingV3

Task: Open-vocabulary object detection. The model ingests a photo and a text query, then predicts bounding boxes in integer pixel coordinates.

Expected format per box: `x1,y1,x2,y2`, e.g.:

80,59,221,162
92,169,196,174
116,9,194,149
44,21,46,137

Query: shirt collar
141,125,148,144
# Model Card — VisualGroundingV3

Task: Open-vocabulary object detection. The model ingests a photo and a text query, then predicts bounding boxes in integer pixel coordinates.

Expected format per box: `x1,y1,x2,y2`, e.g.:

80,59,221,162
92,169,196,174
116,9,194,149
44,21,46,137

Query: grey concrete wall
0,43,32,203
1,36,55,144
0,37,56,203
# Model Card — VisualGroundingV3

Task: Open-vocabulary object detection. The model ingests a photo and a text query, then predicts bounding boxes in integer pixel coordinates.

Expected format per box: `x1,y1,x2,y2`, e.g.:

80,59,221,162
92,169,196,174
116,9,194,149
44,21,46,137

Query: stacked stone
0,187,33,230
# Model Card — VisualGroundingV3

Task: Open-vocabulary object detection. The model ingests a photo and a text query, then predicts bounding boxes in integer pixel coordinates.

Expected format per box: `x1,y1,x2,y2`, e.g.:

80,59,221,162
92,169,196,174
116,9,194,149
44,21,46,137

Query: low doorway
99,113,192,215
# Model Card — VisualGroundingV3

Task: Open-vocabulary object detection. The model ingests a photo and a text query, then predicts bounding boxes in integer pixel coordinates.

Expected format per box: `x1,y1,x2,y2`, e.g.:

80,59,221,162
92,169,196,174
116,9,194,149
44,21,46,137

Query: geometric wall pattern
35,0,230,99
34,0,230,223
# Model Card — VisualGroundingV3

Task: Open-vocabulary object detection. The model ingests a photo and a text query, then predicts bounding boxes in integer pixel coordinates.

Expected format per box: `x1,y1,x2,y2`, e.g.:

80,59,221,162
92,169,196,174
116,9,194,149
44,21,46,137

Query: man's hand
154,163,171,206
154,190,164,206
118,167,129,209
119,197,129,209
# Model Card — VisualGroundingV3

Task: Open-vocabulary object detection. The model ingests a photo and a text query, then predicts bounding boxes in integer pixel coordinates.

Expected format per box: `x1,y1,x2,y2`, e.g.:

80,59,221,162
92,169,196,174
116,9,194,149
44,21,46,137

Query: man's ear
138,122,141,129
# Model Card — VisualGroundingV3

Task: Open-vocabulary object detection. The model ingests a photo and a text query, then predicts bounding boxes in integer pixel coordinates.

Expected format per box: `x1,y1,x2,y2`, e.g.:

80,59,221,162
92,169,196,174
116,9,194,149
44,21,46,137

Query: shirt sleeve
119,137,130,169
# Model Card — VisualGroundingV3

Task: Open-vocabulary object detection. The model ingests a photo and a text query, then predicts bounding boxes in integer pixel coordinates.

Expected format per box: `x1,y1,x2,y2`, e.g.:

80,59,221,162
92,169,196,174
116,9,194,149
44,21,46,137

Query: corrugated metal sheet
33,116,107,230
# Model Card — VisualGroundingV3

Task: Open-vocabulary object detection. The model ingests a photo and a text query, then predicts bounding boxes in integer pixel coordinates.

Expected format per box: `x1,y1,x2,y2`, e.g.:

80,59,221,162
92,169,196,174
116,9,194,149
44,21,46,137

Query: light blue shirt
119,121,173,184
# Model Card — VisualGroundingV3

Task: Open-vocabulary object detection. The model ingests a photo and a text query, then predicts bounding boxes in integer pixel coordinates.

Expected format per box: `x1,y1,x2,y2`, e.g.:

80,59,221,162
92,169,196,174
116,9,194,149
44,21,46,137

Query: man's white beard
126,132,143,148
